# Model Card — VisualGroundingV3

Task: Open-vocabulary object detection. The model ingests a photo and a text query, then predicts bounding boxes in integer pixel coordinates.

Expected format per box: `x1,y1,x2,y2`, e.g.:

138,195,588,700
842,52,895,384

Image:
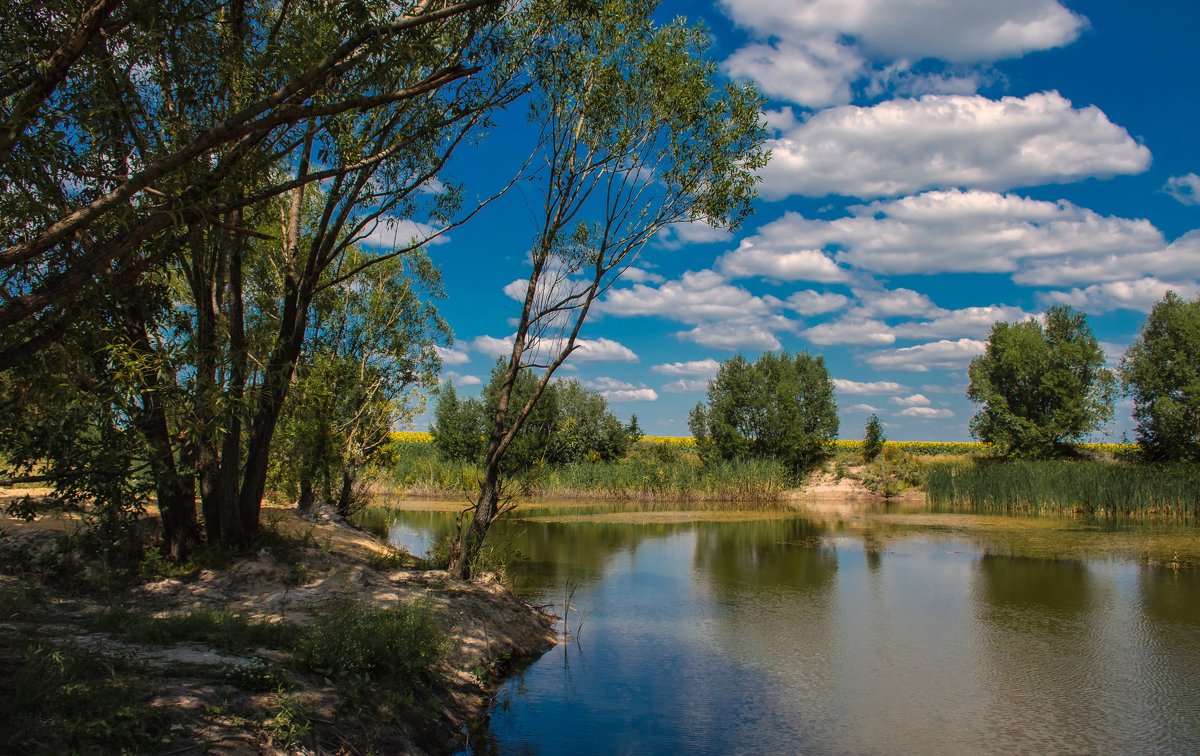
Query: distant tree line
431,362,638,471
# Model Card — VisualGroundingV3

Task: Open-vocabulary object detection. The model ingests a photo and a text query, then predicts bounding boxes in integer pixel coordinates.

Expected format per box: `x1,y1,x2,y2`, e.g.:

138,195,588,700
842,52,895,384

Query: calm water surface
386,504,1200,755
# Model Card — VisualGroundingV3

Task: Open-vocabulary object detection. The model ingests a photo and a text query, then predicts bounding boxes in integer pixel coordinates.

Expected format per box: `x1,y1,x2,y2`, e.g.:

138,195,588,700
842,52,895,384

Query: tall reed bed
533,457,790,504
925,460,1200,519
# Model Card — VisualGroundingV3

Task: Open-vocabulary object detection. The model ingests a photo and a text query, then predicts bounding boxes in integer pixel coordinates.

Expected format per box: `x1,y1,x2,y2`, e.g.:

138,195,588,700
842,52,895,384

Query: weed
267,689,312,749
88,605,299,653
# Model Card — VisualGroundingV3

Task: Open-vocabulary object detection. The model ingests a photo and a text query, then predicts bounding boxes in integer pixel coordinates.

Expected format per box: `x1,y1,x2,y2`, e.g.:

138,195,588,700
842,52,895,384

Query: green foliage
626,414,644,444
292,597,447,684
430,381,487,464
271,250,448,513
689,351,839,474
1120,291,1200,461
268,692,313,749
857,449,922,499
863,414,885,462
925,459,1200,519
0,644,176,754
432,369,630,470
88,606,298,653
967,305,1116,458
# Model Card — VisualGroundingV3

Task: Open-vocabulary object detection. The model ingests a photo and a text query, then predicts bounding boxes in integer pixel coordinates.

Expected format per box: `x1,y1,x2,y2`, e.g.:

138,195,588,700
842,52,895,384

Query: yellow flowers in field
391,431,433,443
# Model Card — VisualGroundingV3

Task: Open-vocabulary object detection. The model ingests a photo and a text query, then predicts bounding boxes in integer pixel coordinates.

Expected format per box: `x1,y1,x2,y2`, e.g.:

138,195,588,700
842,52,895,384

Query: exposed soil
0,498,556,755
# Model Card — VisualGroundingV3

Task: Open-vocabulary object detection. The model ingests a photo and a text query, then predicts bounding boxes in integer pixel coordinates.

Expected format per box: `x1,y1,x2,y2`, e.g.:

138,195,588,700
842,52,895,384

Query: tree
967,305,1115,458
863,414,885,462
626,414,644,445
430,382,487,464
271,249,449,516
1120,291,1200,461
689,352,839,473
447,0,767,579
0,0,538,556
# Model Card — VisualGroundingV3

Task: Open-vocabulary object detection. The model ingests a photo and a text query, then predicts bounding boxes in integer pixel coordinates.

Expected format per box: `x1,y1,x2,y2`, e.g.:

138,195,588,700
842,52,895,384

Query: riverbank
0,493,555,754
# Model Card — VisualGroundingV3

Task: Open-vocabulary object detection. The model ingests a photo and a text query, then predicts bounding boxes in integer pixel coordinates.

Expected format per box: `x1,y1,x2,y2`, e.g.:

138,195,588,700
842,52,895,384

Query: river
383,501,1200,755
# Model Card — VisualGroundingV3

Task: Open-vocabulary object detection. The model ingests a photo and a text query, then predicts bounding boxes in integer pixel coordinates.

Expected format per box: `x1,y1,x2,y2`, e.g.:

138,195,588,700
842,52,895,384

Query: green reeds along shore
925,460,1200,520
385,435,792,504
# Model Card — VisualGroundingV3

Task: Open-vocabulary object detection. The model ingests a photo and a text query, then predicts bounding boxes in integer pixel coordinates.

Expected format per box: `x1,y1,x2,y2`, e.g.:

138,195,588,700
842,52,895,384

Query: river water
385,502,1200,755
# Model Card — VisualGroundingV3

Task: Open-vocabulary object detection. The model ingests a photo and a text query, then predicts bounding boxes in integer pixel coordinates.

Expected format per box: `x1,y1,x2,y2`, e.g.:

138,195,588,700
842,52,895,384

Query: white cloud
447,371,481,387
761,190,1163,279
472,334,512,359
358,218,449,249
719,0,1086,63
899,406,955,418
760,92,1149,200
502,279,528,301
587,376,636,391
863,338,986,372
833,379,905,394
1165,173,1200,206
652,358,721,377
1016,230,1200,287
852,287,939,318
891,305,1031,340
847,403,879,413
802,317,895,346
786,290,850,316
471,334,639,363
723,38,863,108
891,393,932,407
604,269,780,323
434,345,471,366
661,378,710,393
679,323,782,351
621,267,665,284
718,244,848,283
656,219,732,249
1039,279,1200,315
602,388,659,402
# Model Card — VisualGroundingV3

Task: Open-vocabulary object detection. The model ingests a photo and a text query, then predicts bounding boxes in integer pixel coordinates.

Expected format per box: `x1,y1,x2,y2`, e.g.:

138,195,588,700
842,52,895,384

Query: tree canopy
1120,291,1200,461
689,351,838,474
967,305,1115,458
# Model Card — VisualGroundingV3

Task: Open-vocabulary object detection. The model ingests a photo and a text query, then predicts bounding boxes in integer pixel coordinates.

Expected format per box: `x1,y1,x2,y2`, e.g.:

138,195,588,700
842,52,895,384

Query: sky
387,0,1200,440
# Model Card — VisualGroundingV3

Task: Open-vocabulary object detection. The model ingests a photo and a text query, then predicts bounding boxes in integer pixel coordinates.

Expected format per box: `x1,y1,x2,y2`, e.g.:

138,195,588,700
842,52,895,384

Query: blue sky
392,0,1200,440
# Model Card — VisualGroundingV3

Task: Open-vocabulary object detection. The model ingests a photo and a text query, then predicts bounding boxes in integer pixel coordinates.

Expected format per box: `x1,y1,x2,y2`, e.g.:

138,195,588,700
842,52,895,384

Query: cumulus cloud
1016,230,1200,287
847,403,879,413
899,406,955,418
786,290,850,316
434,345,470,366
723,38,863,108
358,218,449,249
446,371,481,387
719,0,1086,63
587,377,636,391
757,189,1163,280
717,244,848,283
602,388,659,402
891,393,932,407
891,305,1031,340
833,379,905,394
1038,278,1200,314
852,287,939,318
759,92,1150,200
652,358,721,377
863,338,986,372
1165,173,1200,205
661,378,711,393
471,334,639,363
679,323,782,351
621,267,665,284
656,219,732,249
802,317,894,346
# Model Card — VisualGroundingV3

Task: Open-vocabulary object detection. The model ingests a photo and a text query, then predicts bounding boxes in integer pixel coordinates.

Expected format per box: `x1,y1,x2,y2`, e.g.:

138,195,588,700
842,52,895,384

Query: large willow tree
0,0,536,557
447,0,769,579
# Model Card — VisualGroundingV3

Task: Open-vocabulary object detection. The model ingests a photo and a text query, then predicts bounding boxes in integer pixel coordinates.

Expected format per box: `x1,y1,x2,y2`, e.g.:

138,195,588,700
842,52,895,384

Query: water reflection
382,503,1200,755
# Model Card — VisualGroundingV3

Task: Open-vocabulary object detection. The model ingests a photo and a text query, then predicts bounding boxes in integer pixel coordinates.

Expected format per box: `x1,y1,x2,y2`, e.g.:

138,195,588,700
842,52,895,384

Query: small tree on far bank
1120,291,1200,461
689,351,838,474
626,414,644,444
967,305,1115,458
863,414,885,462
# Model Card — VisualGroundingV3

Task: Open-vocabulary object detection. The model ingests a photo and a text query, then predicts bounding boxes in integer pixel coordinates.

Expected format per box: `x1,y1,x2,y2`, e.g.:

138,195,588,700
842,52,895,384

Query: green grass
925,460,1200,519
87,605,300,652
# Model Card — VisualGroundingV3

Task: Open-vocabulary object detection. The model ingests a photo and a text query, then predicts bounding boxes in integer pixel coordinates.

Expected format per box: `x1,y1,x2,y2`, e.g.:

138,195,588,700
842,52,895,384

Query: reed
925,460,1200,519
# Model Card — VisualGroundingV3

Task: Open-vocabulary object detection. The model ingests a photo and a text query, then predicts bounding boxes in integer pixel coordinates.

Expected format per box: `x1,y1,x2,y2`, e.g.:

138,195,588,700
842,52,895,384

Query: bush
293,597,447,683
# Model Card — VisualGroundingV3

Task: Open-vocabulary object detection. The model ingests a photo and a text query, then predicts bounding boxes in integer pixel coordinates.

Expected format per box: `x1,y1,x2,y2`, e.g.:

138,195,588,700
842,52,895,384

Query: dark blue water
388,508,1200,755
